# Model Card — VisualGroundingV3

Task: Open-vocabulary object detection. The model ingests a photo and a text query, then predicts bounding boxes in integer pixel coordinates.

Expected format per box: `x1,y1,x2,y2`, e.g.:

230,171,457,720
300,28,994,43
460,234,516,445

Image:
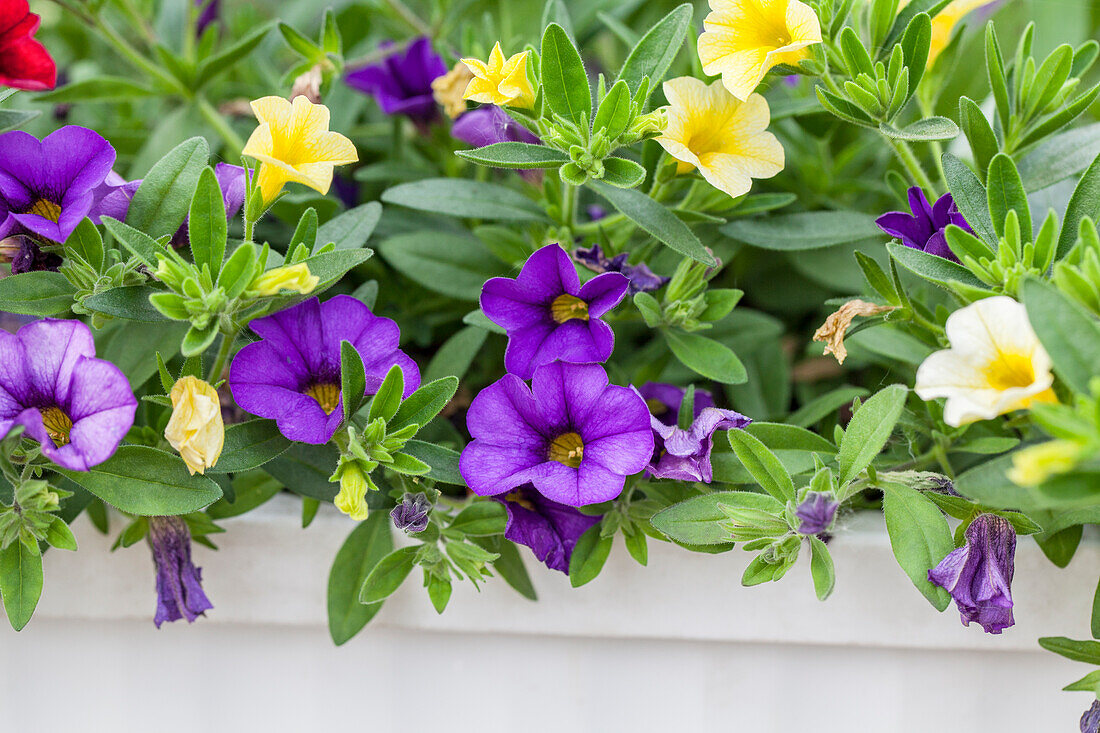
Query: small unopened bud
795,492,839,535
249,263,319,297
390,493,432,533
334,463,371,521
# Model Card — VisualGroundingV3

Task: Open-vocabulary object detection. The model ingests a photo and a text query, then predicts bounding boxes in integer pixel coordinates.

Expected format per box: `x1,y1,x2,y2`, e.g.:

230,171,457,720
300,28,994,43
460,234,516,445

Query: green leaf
881,483,953,611
101,216,163,267
181,322,218,358
541,23,591,126
789,386,869,427
426,573,452,613
958,97,999,179
423,327,487,383
38,76,156,103
1018,123,1100,192
473,535,537,600
590,180,715,266
263,443,340,502
1021,277,1100,395
127,137,209,239
65,217,105,272
1057,152,1100,260
367,364,403,423
450,501,508,536
568,524,612,587
651,491,780,546
45,515,78,551
887,242,989,290
809,535,836,601
744,422,835,453
1036,524,1082,568
188,166,227,275
296,248,373,289
278,21,322,59
727,430,795,503
616,4,692,98
837,384,907,485
87,286,171,322
1092,574,1100,639
402,441,463,485
942,153,999,246
1038,636,1100,665
382,178,546,221
456,142,569,169
599,158,646,188
379,231,501,301
55,446,223,516
593,79,632,139
1063,670,1100,693
340,341,367,423
0,540,42,631
879,116,960,141
195,21,274,88
0,108,38,132
359,546,418,604
390,377,459,431
986,153,1031,239
316,201,382,251
328,513,393,645
721,211,882,251
0,271,76,315
209,419,292,474
665,330,747,384
206,474,281,519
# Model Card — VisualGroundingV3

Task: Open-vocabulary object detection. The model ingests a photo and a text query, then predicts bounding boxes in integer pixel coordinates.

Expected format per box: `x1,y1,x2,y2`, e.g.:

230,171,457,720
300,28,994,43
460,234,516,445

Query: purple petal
578,271,629,317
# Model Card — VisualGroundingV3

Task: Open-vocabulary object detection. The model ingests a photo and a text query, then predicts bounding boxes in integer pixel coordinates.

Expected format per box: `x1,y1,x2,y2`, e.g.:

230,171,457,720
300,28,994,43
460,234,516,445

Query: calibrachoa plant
1,0,1100,719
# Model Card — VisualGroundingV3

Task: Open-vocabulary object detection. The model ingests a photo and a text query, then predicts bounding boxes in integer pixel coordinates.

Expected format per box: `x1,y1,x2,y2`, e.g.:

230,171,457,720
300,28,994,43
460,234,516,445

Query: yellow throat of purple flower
304,382,341,415
503,490,536,511
550,294,589,324
28,199,62,223
548,432,584,468
39,406,72,447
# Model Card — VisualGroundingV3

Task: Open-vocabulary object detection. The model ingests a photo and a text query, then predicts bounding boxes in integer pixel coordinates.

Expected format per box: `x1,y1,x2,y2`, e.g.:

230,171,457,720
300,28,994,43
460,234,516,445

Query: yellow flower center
548,432,584,468
39,406,72,447
645,398,669,417
28,199,62,223
503,490,536,511
304,382,341,415
550,294,589,324
983,353,1036,391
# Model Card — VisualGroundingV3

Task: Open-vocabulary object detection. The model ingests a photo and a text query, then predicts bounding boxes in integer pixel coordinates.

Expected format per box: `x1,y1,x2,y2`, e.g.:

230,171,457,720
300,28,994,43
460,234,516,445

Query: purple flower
0,319,136,470
1081,701,1100,733
2,233,60,274
636,382,715,427
391,493,431,534
795,492,839,535
494,484,601,573
586,205,607,221
460,361,653,507
148,515,213,628
0,126,115,249
195,0,219,35
229,295,421,444
645,406,751,483
481,244,629,379
574,243,669,295
345,37,446,125
928,513,1016,634
876,187,972,262
452,104,540,148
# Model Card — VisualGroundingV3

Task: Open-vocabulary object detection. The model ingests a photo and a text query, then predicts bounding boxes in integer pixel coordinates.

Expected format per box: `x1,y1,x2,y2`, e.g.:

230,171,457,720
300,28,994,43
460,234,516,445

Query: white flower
915,296,1056,427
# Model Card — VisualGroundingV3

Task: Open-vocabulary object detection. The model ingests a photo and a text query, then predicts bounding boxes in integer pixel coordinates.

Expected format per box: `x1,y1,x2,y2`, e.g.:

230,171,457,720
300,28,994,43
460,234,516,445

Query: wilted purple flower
574,243,669,295
494,484,601,573
460,361,653,507
795,492,839,535
1081,701,1100,733
391,493,432,533
481,243,628,379
345,37,446,125
0,126,115,253
636,382,715,427
0,319,136,470
195,0,219,35
645,406,751,483
229,295,420,444
876,187,971,262
2,233,59,274
148,515,213,628
928,513,1016,634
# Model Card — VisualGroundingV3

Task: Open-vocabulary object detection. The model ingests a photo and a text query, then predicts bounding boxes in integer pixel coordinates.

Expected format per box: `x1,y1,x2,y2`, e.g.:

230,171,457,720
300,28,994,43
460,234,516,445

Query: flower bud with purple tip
928,513,1016,634
391,493,432,534
148,516,213,628
795,492,839,535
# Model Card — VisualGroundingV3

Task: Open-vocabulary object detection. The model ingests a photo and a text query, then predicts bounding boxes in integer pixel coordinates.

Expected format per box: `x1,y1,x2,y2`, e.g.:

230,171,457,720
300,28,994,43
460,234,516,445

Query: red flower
0,0,56,91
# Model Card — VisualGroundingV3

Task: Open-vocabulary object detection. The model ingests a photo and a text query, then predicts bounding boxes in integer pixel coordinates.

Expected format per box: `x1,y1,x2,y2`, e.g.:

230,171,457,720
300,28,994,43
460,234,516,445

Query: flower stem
197,96,245,155
560,183,576,230
207,330,237,383
382,0,432,36
91,14,187,97
883,136,937,194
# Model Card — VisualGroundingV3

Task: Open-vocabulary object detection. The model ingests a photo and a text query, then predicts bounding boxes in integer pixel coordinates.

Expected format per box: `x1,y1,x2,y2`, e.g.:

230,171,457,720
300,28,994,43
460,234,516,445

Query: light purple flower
452,104,540,148
645,406,751,483
391,492,431,534
0,126,115,248
795,492,839,535
460,361,653,507
494,484,600,573
0,319,136,470
481,244,629,379
876,187,971,262
637,382,715,427
574,243,669,295
345,37,446,124
928,513,1016,634
229,295,420,445
149,515,213,628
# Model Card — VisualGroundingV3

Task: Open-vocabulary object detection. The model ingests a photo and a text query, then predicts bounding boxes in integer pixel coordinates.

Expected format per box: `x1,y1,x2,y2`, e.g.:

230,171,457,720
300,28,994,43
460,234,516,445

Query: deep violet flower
0,319,136,470
574,243,669,295
0,0,56,91
345,37,446,124
493,484,601,573
460,361,653,507
1081,701,1100,733
876,187,972,262
195,0,219,35
481,243,629,379
0,126,115,249
795,492,839,535
645,406,751,483
148,515,213,627
391,493,432,534
928,513,1016,634
229,295,421,444
637,382,715,427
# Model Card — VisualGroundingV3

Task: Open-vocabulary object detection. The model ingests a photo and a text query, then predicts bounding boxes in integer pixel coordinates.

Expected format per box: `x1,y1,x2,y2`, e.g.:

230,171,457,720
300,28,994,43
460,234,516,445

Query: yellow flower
697,0,823,101
897,0,998,65
334,463,370,521
432,62,474,119
249,263,319,297
460,43,535,109
165,376,225,475
915,296,1057,427
656,77,784,199
1007,440,1083,487
242,95,358,205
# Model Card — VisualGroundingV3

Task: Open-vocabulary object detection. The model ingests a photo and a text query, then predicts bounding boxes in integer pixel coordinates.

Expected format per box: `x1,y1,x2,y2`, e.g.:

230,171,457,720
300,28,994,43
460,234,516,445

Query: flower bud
249,263,319,297
795,492,839,535
391,493,432,533
165,376,225,475
334,462,371,521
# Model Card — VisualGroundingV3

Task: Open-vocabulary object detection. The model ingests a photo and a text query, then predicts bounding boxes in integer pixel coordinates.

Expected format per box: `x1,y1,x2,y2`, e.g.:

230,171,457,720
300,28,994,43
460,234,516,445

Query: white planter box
1,495,1092,732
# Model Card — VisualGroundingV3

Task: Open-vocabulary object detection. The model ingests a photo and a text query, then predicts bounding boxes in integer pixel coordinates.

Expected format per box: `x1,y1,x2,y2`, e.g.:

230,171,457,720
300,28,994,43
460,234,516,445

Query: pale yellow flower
334,463,370,521
698,0,822,101
898,0,998,65
249,263,319,297
656,77,784,199
432,62,474,119
915,296,1057,427
461,43,535,109
1007,440,1083,487
242,95,358,205
165,376,225,475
